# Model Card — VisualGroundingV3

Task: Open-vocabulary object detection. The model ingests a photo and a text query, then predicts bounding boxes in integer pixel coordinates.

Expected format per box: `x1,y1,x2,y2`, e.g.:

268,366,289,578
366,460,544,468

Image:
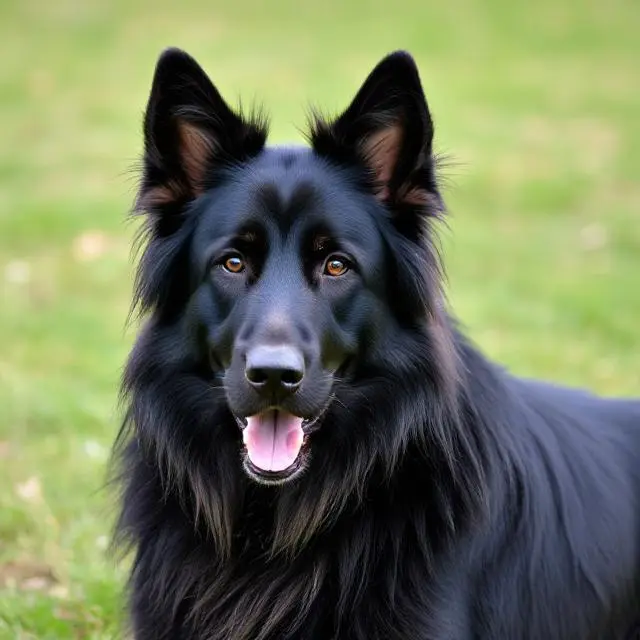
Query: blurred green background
0,0,638,636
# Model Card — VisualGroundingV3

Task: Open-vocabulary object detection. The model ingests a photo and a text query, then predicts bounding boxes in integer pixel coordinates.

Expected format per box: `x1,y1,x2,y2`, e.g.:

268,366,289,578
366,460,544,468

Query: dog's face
135,48,440,485
190,152,388,482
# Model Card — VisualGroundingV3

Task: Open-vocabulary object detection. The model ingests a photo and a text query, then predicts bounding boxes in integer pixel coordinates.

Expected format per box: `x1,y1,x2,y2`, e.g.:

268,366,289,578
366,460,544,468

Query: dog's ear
310,51,438,211
136,48,268,232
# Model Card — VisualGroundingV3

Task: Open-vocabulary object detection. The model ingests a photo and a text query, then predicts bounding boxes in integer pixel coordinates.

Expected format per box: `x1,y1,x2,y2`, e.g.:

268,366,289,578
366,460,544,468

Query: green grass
1,0,638,636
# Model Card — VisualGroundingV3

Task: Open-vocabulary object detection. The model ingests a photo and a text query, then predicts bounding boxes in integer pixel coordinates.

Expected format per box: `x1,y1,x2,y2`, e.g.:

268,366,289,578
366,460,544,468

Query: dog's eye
324,255,349,277
222,254,245,274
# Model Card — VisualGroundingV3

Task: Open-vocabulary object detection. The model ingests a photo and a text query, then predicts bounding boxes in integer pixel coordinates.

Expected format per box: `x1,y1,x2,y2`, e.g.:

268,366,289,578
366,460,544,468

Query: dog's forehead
194,145,381,254
239,145,376,237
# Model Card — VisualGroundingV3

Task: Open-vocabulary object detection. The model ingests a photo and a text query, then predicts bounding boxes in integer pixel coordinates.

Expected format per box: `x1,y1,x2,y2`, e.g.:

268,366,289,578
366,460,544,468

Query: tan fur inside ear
136,179,188,212
178,121,217,195
136,122,217,212
361,125,435,209
399,185,434,207
360,125,403,201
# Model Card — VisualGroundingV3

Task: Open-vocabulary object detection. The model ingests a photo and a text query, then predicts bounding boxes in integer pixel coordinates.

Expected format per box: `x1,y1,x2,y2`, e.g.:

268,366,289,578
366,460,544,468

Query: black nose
245,346,304,396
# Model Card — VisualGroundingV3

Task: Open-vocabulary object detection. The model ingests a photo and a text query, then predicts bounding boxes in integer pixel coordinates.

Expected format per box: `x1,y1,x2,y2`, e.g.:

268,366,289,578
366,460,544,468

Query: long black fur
112,48,640,639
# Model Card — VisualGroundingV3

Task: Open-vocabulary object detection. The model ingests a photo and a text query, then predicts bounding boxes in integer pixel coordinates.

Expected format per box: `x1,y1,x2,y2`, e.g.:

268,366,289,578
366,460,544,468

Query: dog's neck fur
115,315,499,639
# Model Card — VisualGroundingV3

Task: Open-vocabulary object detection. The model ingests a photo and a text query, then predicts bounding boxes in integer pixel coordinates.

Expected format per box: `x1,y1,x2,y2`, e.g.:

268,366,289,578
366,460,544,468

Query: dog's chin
242,446,309,486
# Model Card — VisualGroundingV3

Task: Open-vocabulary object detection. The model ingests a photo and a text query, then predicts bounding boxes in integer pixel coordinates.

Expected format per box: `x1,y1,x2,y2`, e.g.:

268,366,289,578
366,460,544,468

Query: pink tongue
243,410,304,472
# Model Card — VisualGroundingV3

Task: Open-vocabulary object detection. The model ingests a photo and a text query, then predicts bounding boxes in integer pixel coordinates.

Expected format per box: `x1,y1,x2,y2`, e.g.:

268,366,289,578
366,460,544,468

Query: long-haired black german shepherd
113,48,640,639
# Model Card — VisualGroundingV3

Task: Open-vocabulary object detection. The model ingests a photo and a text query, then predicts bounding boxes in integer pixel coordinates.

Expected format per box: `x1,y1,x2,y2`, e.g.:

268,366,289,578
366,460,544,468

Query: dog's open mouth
240,409,316,483
243,410,304,472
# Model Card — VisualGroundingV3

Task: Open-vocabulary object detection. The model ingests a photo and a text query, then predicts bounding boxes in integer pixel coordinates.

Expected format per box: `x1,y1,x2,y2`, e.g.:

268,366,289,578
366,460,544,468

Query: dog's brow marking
239,231,258,244
287,181,316,214
313,235,330,252
251,182,282,218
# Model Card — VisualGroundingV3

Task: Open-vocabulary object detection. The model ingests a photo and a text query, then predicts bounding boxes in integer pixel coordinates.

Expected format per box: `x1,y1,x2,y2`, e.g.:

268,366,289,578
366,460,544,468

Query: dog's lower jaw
241,446,310,486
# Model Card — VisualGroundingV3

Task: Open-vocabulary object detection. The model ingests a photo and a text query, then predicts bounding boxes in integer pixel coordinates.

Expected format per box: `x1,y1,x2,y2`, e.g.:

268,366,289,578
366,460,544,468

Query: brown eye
223,254,245,273
324,256,349,277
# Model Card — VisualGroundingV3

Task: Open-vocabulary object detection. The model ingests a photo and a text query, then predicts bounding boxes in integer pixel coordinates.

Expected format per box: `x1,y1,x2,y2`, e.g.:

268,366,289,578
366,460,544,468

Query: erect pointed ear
137,48,268,231
310,51,438,210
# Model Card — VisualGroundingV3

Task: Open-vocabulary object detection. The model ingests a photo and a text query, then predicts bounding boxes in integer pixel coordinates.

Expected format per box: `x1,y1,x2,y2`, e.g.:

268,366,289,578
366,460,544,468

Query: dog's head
131,48,449,486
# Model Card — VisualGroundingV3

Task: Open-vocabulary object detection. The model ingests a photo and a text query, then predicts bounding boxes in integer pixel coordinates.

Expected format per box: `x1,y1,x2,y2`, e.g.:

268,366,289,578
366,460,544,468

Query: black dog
113,48,640,639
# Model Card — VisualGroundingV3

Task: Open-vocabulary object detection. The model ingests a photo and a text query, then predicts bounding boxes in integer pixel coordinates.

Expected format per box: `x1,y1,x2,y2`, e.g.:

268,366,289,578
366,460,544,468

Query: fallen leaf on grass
15,476,42,503
580,223,608,251
49,584,70,599
95,535,109,550
72,231,111,262
0,560,57,591
4,260,31,285
22,576,51,591
83,439,107,460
